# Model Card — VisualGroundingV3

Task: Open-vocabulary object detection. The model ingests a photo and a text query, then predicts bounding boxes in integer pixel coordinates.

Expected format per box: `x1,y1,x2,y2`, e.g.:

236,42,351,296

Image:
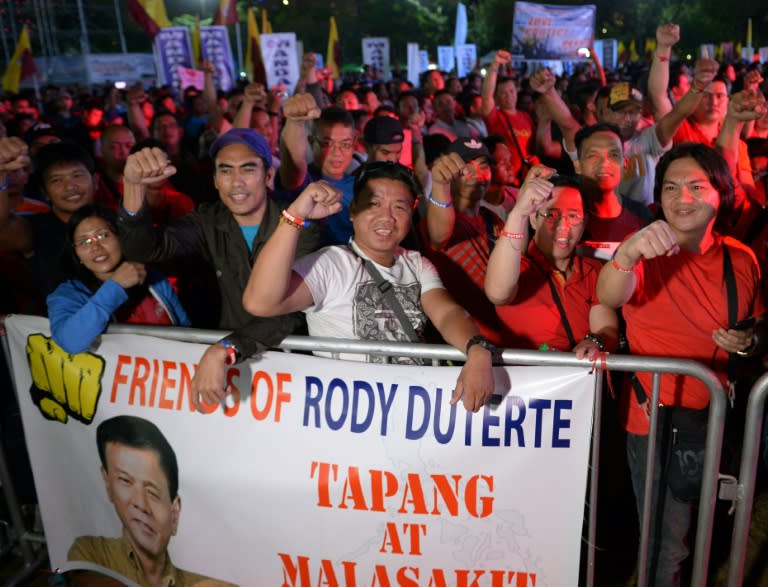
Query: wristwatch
466,335,496,356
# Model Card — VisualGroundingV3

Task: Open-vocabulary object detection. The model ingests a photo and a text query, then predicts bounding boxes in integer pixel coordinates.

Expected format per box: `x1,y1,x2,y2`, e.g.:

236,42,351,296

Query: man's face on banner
101,442,180,560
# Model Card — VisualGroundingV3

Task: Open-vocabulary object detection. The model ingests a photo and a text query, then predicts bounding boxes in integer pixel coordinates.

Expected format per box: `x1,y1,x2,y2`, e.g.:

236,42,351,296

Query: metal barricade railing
727,371,768,587
1,320,730,586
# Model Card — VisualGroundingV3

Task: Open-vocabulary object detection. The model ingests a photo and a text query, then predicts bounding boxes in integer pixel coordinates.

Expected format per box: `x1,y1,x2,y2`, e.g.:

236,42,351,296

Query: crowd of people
1,21,768,586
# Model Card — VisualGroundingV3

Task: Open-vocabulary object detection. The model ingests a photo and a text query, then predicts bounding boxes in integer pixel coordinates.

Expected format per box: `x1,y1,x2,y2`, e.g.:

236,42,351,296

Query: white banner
261,33,300,95
437,46,455,74
85,54,156,85
760,47,768,64
456,43,477,78
407,42,421,87
362,37,390,78
511,1,596,61
454,2,468,48
200,25,236,92
419,50,430,73
6,315,595,586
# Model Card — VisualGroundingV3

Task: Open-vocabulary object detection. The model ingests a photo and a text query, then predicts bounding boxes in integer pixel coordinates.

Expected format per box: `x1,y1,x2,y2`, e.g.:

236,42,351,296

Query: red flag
213,0,238,26
245,8,267,84
128,0,171,39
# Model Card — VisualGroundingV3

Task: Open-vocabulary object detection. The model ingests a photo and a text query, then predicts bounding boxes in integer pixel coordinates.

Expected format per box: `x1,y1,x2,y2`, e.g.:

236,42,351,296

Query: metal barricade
727,371,768,587
1,319,729,586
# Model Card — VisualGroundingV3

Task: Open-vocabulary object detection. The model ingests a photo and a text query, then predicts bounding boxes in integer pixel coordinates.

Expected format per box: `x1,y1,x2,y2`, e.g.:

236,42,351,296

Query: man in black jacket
118,128,325,409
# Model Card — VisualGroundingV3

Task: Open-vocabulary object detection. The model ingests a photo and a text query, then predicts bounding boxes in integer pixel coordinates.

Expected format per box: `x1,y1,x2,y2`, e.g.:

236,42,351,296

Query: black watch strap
466,335,496,355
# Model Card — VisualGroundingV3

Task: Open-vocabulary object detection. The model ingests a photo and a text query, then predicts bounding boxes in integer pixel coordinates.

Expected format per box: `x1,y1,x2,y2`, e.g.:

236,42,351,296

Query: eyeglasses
315,138,355,152
536,209,585,226
75,230,114,249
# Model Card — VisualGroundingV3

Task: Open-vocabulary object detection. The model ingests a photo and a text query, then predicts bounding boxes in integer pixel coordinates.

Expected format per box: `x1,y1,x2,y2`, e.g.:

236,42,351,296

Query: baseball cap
447,138,492,163
23,123,60,146
209,128,272,167
607,82,643,111
363,116,404,145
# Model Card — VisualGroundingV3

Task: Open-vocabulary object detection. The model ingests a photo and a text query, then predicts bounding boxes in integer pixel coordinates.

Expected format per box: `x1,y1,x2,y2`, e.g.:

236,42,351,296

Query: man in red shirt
481,50,535,187
597,143,765,585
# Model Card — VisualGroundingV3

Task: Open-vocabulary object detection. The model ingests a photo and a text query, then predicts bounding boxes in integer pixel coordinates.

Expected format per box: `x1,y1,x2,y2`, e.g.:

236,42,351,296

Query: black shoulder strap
723,244,738,390
545,274,577,349
346,245,420,342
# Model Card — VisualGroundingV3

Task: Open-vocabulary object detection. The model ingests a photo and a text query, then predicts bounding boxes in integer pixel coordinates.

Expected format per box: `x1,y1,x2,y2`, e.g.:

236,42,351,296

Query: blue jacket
47,270,190,354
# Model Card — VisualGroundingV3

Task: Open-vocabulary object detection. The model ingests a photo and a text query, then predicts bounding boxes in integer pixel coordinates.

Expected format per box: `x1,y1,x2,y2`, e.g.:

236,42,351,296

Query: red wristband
656,54,670,63
500,230,525,240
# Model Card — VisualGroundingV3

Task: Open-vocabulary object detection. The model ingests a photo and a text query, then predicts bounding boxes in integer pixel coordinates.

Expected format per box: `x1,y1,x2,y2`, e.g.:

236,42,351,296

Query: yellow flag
629,40,639,62
192,16,201,67
644,38,657,54
262,9,273,34
2,27,37,94
617,41,626,62
327,16,340,79
128,0,171,37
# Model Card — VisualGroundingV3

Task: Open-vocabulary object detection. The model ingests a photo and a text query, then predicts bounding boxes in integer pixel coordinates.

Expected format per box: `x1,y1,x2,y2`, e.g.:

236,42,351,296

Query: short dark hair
150,110,181,134
34,140,95,186
494,76,516,92
312,106,355,135
351,161,422,214
575,123,624,157
653,142,734,226
97,415,179,500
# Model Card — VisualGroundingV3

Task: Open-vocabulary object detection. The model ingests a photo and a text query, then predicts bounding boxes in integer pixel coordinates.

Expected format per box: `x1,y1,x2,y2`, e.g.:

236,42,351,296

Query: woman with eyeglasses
47,204,189,354
485,167,619,358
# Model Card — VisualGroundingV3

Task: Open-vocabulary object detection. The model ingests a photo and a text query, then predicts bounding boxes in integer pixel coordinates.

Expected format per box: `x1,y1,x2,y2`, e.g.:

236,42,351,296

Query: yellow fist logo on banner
25,334,105,424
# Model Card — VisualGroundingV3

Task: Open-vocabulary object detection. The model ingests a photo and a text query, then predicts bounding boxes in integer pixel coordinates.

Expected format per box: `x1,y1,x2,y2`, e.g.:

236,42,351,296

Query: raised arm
278,93,320,190
423,153,464,249
654,58,718,147
481,50,510,118
485,166,556,304
243,181,342,316
648,23,680,119
233,82,267,129
529,68,582,153
202,60,224,135
125,84,151,141
716,89,767,179
0,137,32,254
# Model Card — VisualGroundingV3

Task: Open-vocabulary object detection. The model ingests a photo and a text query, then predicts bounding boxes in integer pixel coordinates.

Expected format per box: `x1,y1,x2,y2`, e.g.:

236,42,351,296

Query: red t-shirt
622,235,765,435
484,109,535,183
496,243,602,351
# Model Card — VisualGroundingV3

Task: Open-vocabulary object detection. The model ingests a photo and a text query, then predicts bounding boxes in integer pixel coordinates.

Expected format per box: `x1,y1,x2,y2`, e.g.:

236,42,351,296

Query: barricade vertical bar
727,373,768,587
0,324,35,563
585,368,604,587
637,372,662,587
691,378,726,586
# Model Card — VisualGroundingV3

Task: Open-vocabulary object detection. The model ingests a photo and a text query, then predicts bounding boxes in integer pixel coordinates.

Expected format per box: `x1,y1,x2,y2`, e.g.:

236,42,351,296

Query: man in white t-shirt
243,161,497,412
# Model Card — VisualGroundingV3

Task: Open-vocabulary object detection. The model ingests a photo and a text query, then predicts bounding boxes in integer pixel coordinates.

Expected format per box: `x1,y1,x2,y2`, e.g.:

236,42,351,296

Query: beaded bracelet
280,209,309,229
425,192,453,209
610,258,635,273
500,230,525,240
